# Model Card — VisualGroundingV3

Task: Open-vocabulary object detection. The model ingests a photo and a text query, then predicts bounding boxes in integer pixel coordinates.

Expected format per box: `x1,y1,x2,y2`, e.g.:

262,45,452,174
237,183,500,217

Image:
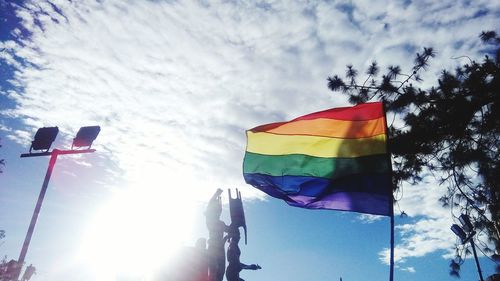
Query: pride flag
243,102,393,216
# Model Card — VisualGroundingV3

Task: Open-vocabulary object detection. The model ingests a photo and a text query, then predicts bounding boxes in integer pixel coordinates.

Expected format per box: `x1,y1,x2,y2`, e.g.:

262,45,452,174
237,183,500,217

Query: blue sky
0,0,498,280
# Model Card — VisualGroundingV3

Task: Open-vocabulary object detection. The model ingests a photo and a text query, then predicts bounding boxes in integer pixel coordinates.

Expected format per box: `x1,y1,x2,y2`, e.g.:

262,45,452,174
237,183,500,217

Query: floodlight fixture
451,224,467,244
459,214,474,233
451,216,485,281
17,125,100,281
30,127,59,153
72,126,101,149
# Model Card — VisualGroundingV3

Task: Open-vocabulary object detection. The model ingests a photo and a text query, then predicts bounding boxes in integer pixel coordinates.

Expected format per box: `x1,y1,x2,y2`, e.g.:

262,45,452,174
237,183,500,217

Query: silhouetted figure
225,228,260,281
155,237,209,281
0,258,6,281
205,189,229,281
225,189,260,281
172,238,209,281
21,264,36,281
2,259,19,281
192,238,209,281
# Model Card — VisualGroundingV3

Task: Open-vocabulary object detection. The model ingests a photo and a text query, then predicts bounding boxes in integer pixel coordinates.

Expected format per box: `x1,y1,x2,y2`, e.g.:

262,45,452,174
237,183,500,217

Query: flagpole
381,103,395,281
390,209,394,281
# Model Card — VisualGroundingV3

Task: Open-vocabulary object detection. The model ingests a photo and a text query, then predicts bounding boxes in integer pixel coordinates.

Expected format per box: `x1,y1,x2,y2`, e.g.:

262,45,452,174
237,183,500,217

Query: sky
0,0,499,280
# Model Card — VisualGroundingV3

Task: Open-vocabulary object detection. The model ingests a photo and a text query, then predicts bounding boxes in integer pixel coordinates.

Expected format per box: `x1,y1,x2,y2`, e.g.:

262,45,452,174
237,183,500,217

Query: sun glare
78,183,199,280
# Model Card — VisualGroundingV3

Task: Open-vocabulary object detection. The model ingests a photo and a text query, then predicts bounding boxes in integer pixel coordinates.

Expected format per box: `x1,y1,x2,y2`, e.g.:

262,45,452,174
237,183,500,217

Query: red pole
14,150,59,280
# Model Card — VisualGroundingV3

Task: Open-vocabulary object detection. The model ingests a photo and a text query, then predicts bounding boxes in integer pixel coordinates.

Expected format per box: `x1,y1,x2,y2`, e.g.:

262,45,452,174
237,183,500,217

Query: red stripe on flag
292,102,384,121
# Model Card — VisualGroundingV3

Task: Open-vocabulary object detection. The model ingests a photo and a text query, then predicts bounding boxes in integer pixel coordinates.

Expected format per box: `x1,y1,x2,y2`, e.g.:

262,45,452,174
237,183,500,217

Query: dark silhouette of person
2,259,19,281
205,189,229,281
225,227,260,281
157,238,209,281
0,259,6,280
192,238,209,281
175,238,209,281
21,264,36,281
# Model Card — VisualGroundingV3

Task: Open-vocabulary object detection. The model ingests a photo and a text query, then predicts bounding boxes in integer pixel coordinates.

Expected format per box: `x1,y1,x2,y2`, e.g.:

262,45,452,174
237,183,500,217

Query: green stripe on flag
243,152,390,179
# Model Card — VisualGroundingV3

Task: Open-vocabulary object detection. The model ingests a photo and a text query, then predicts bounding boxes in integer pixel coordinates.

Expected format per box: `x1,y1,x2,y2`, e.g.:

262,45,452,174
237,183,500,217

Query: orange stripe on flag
263,117,386,138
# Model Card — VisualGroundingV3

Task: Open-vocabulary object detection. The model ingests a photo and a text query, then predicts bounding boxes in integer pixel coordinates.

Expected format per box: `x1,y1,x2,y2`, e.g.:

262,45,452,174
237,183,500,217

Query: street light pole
451,214,486,281
469,238,485,281
17,150,58,270
14,148,96,281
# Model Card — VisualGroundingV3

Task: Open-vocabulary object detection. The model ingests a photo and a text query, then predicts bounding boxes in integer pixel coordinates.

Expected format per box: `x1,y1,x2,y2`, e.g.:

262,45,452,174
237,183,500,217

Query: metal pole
382,102,395,281
389,213,394,281
14,150,59,280
469,239,485,281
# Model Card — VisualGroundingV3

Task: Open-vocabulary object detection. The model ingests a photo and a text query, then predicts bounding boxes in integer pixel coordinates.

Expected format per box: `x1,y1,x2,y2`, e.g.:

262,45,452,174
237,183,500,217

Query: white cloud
357,213,384,224
401,266,416,273
1,0,498,274
378,181,460,267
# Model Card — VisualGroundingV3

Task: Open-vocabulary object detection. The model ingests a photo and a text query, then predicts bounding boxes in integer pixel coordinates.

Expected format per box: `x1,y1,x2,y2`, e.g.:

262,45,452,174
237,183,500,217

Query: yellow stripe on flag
246,131,387,158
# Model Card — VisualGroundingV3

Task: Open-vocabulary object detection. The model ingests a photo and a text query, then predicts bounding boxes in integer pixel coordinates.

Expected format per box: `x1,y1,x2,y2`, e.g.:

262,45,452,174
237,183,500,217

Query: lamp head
30,127,59,152
72,126,100,149
458,214,474,233
451,224,467,244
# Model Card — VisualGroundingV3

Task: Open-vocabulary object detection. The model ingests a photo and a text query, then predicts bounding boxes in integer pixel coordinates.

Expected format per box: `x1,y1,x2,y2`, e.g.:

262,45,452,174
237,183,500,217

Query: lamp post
13,126,100,281
451,214,485,281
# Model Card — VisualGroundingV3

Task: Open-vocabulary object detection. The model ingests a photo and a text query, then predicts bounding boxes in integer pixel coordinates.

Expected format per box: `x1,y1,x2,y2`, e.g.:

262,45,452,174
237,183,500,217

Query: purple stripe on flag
286,192,392,216
244,172,392,216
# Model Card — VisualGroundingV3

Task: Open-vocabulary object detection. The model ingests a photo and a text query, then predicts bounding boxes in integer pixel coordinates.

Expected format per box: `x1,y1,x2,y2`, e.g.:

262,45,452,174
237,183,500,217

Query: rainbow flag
243,102,393,216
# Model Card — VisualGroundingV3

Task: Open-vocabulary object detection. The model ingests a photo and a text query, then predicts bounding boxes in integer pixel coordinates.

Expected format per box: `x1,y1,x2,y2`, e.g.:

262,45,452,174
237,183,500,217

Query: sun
78,183,199,280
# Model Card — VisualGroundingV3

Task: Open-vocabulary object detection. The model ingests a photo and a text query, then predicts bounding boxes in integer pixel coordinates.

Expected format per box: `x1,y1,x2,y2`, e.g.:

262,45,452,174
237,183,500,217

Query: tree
327,31,499,276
